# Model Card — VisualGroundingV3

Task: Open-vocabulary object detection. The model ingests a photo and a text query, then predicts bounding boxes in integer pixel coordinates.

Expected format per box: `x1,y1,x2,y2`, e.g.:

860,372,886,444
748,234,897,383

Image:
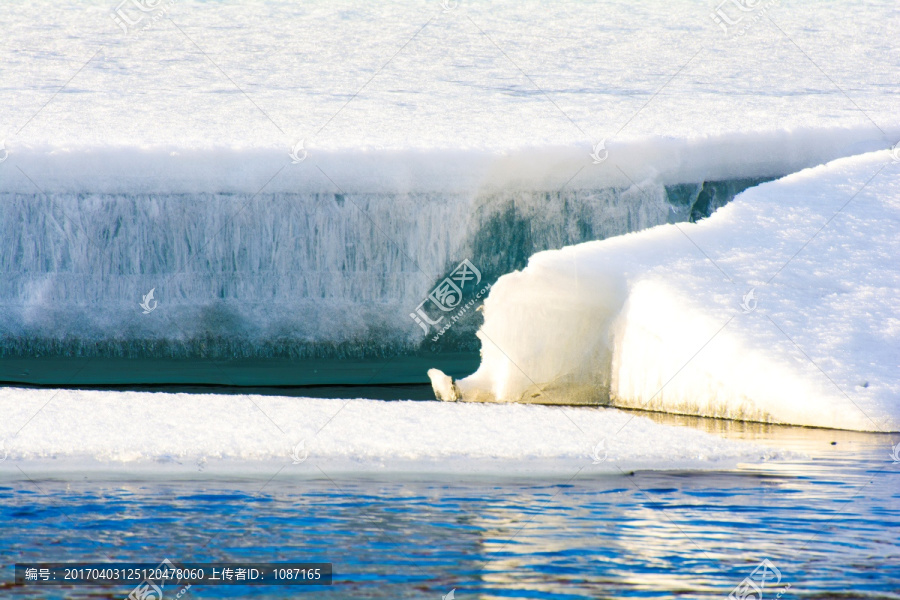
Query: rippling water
2,417,898,599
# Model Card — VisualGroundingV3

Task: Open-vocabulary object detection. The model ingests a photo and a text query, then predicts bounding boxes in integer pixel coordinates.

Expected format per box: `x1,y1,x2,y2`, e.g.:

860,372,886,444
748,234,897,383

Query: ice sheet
2,129,893,361
0,386,786,476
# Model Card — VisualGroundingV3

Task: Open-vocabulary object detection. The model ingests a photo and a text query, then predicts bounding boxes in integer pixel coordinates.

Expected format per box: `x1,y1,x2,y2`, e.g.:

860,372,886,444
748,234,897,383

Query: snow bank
0,387,784,477
0,126,892,195
430,150,900,432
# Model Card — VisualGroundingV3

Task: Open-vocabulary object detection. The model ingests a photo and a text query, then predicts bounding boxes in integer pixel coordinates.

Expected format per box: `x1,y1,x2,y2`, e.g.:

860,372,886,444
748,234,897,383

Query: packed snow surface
1,1,898,149
431,151,900,432
0,387,784,476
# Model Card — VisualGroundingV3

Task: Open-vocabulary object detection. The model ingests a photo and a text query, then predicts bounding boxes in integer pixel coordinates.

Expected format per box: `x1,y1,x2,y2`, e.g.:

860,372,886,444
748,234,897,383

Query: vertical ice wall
0,177,761,358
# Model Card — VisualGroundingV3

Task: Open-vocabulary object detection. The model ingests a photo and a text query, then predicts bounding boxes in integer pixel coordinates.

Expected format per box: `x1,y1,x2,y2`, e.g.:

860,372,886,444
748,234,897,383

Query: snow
1,1,898,149
428,369,459,402
0,127,894,196
0,387,786,477
431,150,900,432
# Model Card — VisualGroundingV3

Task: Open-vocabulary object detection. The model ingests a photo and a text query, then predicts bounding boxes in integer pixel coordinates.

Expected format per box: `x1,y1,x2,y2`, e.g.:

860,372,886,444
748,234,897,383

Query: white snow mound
431,151,900,432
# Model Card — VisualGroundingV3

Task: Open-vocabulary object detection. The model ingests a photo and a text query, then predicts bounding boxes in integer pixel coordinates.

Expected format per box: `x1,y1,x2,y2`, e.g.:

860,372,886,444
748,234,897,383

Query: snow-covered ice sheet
0,127,894,196
3,0,900,360
431,150,900,432
7,129,894,363
0,387,785,477
2,1,898,149
2,129,895,360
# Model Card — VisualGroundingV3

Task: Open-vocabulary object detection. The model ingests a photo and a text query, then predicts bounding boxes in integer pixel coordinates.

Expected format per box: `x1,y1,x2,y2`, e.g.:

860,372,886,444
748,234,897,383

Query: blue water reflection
1,422,898,599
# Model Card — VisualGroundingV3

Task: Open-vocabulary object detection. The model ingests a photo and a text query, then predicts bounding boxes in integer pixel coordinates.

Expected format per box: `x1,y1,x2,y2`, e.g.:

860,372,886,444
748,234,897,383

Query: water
0,355,480,389
3,416,898,599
